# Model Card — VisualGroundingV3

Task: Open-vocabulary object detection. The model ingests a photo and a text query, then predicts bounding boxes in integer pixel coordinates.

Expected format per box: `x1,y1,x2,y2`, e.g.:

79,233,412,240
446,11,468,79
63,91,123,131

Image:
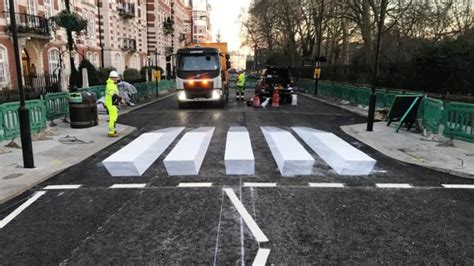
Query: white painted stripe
109,183,147,189
375,183,413,188
225,127,255,175
0,191,46,229
43,185,82,190
252,248,271,266
224,188,269,243
308,183,345,188
442,184,474,189
178,182,213,187
243,183,277,187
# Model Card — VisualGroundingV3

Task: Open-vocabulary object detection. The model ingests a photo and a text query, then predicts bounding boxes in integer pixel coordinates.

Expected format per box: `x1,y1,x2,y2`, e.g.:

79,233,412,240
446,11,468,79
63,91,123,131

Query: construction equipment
175,42,231,108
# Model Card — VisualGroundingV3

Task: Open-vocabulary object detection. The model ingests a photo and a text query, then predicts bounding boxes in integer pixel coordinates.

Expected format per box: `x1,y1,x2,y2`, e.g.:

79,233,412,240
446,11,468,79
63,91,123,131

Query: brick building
0,0,195,91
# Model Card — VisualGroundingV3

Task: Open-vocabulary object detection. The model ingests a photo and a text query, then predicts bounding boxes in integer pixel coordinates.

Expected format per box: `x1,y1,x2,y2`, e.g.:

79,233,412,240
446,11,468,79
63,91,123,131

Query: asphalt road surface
1,91,474,265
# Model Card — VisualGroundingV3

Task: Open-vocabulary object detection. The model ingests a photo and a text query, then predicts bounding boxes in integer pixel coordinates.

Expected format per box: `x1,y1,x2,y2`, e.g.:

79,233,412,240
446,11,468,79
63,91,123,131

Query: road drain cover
2,173,24,180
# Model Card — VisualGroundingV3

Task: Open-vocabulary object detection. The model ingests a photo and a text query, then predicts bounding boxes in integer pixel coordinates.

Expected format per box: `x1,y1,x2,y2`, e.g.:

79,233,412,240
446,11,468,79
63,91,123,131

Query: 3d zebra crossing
102,126,377,177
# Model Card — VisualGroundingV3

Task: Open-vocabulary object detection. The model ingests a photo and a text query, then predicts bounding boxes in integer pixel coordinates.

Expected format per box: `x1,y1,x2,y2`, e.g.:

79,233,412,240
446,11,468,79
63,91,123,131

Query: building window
0,47,9,84
48,49,60,75
114,53,122,72
44,0,53,17
87,11,96,40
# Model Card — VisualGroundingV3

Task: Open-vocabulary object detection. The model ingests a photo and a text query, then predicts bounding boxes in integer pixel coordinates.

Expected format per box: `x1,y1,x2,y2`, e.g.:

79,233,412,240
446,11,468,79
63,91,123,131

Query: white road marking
252,248,271,266
375,183,413,188
44,185,82,190
442,184,474,189
308,183,345,188
243,182,277,187
109,183,147,189
178,182,213,187
224,188,269,243
0,191,46,229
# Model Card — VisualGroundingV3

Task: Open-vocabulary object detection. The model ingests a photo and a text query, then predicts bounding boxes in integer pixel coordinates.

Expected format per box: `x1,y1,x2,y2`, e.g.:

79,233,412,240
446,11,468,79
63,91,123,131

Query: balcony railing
3,12,51,36
117,3,135,19
121,38,137,51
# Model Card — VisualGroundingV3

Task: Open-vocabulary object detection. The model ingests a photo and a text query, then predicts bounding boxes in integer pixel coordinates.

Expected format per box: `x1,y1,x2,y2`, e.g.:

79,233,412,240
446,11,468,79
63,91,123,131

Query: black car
255,66,295,103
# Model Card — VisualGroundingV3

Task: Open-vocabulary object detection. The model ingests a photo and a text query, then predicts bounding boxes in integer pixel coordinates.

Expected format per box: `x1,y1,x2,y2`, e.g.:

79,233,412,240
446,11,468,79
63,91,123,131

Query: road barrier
0,81,173,142
443,102,474,142
296,78,474,143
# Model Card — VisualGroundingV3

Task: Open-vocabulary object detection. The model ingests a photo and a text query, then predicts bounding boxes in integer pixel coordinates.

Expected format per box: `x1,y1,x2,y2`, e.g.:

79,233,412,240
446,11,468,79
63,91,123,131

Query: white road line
243,182,277,187
308,183,345,188
224,188,269,243
109,183,147,189
43,185,82,190
178,182,213,187
252,248,271,266
442,184,474,189
0,191,46,229
375,183,413,188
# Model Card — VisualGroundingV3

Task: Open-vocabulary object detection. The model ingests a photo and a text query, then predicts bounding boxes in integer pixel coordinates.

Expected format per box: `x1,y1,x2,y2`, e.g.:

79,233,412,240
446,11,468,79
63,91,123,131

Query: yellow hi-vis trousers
107,105,118,133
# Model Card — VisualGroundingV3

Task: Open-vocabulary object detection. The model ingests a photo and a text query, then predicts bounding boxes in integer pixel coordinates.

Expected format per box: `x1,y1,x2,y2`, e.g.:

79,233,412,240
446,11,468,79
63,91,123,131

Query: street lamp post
367,0,388,131
9,0,34,168
155,49,159,97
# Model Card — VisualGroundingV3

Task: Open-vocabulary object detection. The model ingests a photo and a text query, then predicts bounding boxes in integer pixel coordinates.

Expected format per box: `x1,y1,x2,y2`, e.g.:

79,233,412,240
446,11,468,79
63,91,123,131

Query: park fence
296,79,474,143
0,81,174,143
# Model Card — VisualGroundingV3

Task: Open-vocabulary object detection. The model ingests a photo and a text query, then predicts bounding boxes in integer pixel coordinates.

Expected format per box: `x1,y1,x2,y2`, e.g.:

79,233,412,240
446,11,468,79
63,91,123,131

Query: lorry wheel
286,95,292,104
178,102,188,109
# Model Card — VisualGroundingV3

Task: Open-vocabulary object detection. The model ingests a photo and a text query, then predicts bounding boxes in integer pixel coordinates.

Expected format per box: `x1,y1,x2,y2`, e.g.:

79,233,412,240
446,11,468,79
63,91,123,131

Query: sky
206,0,252,53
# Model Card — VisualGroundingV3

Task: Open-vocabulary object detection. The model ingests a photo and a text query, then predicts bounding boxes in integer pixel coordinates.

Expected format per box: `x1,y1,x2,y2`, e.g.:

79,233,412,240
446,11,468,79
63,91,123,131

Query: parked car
255,66,295,103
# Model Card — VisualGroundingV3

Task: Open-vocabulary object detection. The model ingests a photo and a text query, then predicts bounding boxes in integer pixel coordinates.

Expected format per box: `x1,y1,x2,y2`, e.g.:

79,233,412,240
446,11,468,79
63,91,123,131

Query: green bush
123,68,141,81
98,67,117,83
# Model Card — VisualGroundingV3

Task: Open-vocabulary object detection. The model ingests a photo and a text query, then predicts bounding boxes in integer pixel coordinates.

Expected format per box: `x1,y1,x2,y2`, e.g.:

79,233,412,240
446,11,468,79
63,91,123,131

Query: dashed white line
44,185,82,190
308,183,345,188
0,191,46,229
252,248,271,266
243,182,277,187
224,188,269,243
441,184,474,189
375,183,413,188
109,184,147,189
177,182,213,187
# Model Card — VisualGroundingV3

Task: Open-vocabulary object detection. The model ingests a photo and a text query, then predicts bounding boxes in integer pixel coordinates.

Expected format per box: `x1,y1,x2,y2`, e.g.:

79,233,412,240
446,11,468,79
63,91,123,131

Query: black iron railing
24,73,60,93
117,3,135,19
3,12,51,36
122,38,137,51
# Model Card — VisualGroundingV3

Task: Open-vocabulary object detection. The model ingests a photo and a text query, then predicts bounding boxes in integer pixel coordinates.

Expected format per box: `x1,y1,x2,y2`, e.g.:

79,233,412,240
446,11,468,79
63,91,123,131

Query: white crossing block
261,127,315,176
102,127,184,176
293,127,376,175
225,127,255,175
164,127,215,176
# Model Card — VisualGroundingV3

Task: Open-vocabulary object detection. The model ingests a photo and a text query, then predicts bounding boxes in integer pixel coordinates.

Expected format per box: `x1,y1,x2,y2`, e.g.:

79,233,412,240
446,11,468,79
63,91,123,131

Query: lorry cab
175,46,230,108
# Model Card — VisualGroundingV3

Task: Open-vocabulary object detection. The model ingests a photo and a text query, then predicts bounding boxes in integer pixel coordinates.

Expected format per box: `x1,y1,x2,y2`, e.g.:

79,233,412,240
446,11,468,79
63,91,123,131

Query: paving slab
341,122,474,179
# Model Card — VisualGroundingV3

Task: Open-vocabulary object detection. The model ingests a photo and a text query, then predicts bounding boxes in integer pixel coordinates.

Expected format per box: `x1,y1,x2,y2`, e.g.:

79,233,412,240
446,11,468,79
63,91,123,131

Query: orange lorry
175,42,231,108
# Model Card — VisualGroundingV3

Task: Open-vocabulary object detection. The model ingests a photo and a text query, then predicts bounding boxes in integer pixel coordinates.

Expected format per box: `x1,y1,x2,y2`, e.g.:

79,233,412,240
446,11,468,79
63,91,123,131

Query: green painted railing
43,92,69,121
1,100,47,140
443,102,474,142
420,97,444,134
0,105,5,142
1,81,172,142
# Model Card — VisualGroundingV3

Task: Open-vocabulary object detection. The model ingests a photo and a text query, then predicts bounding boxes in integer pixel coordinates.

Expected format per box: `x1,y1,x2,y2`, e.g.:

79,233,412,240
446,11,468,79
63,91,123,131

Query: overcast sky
206,0,252,53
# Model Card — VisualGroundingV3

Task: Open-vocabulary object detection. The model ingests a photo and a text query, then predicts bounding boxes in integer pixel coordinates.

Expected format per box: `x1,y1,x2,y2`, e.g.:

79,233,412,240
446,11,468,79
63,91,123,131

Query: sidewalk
0,93,175,204
299,92,474,179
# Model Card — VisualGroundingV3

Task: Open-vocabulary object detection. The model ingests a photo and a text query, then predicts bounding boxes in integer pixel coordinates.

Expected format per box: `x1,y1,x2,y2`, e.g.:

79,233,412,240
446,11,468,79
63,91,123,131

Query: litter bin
69,91,98,128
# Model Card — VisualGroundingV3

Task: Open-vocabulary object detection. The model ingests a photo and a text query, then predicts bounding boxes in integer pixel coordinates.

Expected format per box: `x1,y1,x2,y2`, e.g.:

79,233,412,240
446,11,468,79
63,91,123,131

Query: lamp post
367,0,388,131
155,49,160,97
314,0,324,96
9,0,34,168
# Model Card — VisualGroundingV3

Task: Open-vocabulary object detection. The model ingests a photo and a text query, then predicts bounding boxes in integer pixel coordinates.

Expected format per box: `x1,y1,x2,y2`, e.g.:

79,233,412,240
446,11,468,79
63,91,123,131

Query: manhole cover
2,173,24,180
